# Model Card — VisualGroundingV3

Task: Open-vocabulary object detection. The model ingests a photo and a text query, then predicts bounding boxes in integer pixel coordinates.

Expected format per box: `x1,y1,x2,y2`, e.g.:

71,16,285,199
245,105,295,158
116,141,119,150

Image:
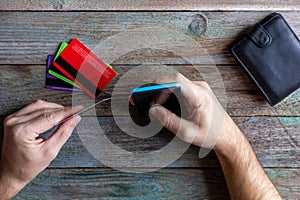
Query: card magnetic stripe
55,56,101,97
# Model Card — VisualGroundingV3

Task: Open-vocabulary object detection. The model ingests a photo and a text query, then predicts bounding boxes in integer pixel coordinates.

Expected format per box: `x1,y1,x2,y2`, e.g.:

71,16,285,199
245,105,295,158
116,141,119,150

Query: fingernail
74,105,84,111
72,115,81,125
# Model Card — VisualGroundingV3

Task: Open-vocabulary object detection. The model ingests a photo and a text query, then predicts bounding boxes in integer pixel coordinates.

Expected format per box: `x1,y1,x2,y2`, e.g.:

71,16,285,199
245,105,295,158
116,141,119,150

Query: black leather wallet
230,12,300,106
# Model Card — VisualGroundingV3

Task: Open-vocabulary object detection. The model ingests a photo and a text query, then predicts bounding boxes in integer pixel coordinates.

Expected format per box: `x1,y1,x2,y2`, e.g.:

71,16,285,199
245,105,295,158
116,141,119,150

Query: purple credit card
45,54,82,92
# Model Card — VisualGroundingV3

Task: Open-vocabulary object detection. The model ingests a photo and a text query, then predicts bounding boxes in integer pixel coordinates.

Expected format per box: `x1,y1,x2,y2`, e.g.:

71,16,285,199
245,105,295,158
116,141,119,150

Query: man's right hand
149,73,230,150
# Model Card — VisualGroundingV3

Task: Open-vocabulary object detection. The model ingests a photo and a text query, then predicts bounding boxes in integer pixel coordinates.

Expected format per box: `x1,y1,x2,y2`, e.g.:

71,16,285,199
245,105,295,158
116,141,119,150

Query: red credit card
53,38,116,98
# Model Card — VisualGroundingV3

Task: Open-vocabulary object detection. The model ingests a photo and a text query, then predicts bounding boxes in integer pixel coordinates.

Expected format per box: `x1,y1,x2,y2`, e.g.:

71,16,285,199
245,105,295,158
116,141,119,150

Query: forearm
215,115,282,200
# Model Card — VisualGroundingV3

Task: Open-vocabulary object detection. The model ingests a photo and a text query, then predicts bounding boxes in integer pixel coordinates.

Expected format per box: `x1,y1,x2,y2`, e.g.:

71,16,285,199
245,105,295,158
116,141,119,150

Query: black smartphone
129,82,182,125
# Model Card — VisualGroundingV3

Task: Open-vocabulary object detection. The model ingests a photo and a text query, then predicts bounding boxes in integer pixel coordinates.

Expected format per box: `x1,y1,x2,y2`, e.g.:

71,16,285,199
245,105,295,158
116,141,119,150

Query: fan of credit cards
45,38,117,99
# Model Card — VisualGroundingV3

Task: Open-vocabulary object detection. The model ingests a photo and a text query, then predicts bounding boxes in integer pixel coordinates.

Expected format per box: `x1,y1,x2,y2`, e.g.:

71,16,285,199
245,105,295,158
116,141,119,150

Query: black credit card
129,82,182,126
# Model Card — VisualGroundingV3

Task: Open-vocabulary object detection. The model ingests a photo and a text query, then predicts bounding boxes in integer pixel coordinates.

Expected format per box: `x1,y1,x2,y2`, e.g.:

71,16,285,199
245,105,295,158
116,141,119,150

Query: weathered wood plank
1,0,299,11
14,168,300,199
60,116,300,168
1,116,298,168
1,12,300,65
0,65,299,117
16,168,230,199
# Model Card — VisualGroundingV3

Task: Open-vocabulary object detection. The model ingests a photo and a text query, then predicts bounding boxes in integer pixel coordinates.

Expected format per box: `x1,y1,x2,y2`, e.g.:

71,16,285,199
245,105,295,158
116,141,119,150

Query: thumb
42,115,81,158
150,105,195,143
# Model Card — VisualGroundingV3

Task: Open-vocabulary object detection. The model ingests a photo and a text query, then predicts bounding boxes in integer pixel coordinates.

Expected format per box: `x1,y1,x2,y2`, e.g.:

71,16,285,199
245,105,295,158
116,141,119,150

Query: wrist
0,166,27,199
214,114,246,157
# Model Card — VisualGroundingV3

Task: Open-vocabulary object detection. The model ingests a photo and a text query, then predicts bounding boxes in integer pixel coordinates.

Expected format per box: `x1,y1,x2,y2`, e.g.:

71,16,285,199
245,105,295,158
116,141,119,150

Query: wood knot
189,14,208,36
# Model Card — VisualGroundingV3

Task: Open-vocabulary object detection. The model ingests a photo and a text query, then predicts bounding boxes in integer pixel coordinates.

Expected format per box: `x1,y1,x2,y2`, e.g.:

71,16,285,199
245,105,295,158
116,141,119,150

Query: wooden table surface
0,1,299,199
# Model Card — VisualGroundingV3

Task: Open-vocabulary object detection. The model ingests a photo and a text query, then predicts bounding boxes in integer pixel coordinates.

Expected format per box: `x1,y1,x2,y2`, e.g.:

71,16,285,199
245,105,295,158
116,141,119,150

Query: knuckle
163,112,176,128
181,133,194,144
180,128,195,143
36,108,49,117
41,108,48,113
198,80,206,86
173,72,183,81
197,81,212,93
61,107,70,115
4,116,15,127
63,107,69,113
201,81,211,90
43,112,55,123
35,99,45,106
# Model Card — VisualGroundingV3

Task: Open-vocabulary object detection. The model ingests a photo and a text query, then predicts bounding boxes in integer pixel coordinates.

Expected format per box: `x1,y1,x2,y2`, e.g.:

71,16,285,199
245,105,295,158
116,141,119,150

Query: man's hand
149,73,228,150
0,100,83,199
149,73,282,200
